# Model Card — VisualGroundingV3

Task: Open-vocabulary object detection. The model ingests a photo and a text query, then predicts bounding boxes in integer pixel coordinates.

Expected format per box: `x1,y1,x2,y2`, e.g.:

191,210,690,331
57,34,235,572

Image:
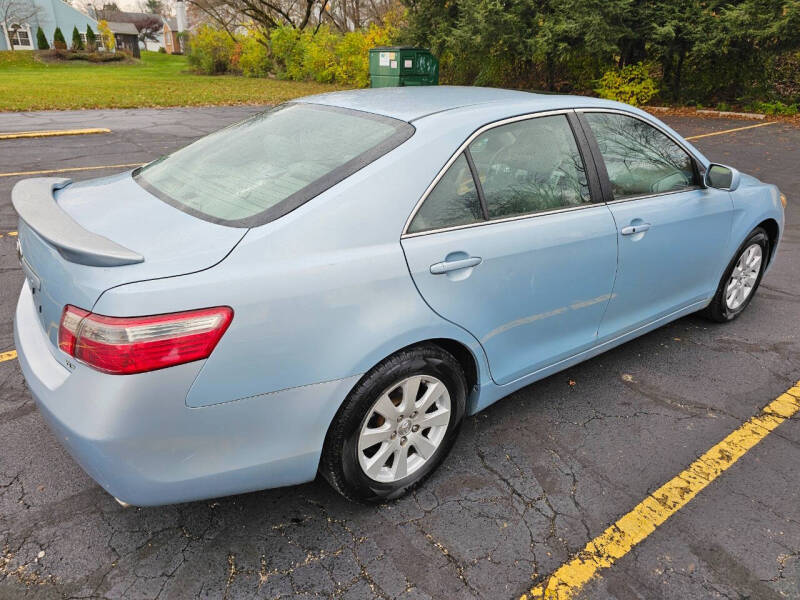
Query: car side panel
471,179,784,413
402,206,618,385
16,282,364,505
92,125,494,410
472,297,708,413
724,177,784,277
583,111,783,278
598,187,733,338
93,236,490,409
93,105,782,417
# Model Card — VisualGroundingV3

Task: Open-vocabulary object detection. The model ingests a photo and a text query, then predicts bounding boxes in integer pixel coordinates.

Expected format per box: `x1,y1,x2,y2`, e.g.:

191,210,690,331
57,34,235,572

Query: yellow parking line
0,163,144,178
0,350,17,363
685,121,778,141
0,128,111,140
522,382,800,600
0,231,18,238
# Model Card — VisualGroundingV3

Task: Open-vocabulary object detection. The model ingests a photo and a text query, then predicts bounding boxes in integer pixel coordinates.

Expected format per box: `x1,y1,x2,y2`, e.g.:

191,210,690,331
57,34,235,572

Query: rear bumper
13,284,359,506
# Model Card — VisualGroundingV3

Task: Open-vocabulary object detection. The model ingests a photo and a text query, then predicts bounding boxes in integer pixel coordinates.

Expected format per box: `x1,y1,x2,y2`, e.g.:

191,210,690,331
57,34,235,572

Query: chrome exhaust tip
114,497,132,508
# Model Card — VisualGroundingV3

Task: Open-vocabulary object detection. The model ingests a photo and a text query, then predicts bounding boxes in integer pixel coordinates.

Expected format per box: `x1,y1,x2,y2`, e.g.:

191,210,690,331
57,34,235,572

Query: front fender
727,179,784,275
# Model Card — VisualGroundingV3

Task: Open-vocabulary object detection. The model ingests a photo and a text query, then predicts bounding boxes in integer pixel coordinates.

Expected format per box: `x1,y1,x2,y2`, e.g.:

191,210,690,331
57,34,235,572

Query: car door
577,110,733,338
401,111,619,385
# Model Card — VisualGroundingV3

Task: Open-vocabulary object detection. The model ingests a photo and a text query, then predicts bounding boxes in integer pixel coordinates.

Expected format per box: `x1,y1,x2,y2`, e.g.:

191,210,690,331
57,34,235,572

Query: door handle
430,256,482,274
621,223,651,235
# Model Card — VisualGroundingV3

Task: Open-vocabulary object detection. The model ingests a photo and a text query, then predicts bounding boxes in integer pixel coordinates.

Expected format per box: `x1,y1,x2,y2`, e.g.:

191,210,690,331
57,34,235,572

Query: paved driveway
0,107,798,600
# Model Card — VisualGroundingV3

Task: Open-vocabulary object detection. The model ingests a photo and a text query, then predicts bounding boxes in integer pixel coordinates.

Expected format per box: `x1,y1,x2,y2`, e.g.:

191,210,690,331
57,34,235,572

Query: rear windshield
134,103,414,227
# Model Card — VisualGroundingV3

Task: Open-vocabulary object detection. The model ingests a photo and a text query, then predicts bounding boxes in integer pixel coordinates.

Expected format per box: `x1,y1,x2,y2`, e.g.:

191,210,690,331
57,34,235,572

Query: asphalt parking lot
1,106,799,600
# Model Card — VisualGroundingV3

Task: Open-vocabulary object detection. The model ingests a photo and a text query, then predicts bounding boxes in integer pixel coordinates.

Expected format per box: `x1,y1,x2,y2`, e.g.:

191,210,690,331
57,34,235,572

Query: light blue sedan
13,87,785,506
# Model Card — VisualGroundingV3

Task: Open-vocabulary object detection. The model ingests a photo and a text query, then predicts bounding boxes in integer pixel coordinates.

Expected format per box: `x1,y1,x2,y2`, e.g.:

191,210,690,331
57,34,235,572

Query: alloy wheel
726,243,763,310
357,375,451,483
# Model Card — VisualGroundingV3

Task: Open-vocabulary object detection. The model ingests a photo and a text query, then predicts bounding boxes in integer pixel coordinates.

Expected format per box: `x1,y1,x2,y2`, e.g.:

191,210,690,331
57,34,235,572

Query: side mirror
704,164,741,191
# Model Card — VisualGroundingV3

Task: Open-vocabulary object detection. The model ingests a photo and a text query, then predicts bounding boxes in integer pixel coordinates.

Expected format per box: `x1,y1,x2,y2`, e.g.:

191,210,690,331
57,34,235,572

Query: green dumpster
369,47,439,88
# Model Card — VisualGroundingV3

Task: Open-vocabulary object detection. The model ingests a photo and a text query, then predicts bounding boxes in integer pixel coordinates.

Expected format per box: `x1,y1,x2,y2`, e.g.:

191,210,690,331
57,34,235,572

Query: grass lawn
0,50,346,111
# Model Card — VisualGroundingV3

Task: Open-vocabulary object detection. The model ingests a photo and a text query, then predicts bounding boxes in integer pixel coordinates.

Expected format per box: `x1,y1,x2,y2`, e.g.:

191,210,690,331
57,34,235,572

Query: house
162,17,179,54
93,9,162,52
163,0,188,54
106,21,139,58
94,8,151,24
1,0,99,50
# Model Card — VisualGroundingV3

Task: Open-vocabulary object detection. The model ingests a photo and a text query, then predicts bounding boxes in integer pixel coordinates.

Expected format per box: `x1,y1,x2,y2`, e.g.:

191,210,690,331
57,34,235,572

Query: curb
647,107,767,120
696,109,766,120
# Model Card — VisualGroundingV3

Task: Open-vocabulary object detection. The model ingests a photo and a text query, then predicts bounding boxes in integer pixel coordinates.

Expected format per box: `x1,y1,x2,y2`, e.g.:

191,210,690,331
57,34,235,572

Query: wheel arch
424,338,479,395
756,218,780,264
351,337,482,410
318,335,486,484
323,336,485,447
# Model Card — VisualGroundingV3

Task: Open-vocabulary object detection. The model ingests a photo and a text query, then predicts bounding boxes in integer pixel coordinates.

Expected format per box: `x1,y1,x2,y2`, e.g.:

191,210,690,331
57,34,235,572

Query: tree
86,24,97,50
0,0,41,50
403,0,627,89
610,0,800,102
529,0,628,90
689,0,800,102
53,26,67,49
144,0,163,14
320,0,398,31
214,0,321,31
132,13,163,43
401,0,800,103
98,19,115,50
36,26,49,49
71,24,84,50
187,0,245,40
186,0,396,38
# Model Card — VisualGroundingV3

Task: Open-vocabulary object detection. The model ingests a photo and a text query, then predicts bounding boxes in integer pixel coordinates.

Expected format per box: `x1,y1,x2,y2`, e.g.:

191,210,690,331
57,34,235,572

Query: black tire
703,227,769,322
319,344,467,503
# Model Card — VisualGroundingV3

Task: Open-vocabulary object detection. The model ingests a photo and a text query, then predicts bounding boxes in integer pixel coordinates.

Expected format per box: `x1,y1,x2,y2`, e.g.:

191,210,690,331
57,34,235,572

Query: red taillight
58,305,90,355
58,305,233,375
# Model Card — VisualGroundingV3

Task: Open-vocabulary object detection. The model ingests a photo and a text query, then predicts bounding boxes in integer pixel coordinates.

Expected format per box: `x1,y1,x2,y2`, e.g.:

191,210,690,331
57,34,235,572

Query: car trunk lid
13,173,247,351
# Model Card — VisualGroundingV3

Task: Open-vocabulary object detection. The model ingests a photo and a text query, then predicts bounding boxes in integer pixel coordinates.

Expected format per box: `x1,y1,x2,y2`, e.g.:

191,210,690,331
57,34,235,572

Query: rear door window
407,154,483,234
407,113,593,234
135,103,414,227
468,114,592,220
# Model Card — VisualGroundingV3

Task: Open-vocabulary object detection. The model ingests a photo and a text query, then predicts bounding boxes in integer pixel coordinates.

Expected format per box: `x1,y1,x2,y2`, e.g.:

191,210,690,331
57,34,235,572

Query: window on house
77,30,103,49
8,26,32,48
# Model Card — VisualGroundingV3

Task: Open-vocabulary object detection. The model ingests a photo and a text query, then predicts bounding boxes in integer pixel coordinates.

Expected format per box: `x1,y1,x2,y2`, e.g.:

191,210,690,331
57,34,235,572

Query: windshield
134,103,414,227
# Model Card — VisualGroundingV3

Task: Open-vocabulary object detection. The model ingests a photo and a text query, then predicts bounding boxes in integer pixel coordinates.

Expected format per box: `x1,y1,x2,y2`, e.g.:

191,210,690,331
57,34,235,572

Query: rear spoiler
12,177,144,267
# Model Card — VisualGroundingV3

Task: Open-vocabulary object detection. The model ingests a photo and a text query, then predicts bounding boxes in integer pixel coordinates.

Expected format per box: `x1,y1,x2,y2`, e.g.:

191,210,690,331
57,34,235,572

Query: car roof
296,86,622,123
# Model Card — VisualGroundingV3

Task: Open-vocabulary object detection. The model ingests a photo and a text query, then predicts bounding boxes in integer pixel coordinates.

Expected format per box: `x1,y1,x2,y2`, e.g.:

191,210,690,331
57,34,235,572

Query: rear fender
92,237,492,412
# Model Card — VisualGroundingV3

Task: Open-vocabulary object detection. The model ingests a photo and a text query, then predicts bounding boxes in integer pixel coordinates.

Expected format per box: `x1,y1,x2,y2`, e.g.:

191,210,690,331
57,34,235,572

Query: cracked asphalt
0,107,798,600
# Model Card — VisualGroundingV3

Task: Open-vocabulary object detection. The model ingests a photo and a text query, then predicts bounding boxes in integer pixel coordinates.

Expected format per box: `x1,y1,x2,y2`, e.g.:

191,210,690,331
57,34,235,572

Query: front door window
583,112,698,199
